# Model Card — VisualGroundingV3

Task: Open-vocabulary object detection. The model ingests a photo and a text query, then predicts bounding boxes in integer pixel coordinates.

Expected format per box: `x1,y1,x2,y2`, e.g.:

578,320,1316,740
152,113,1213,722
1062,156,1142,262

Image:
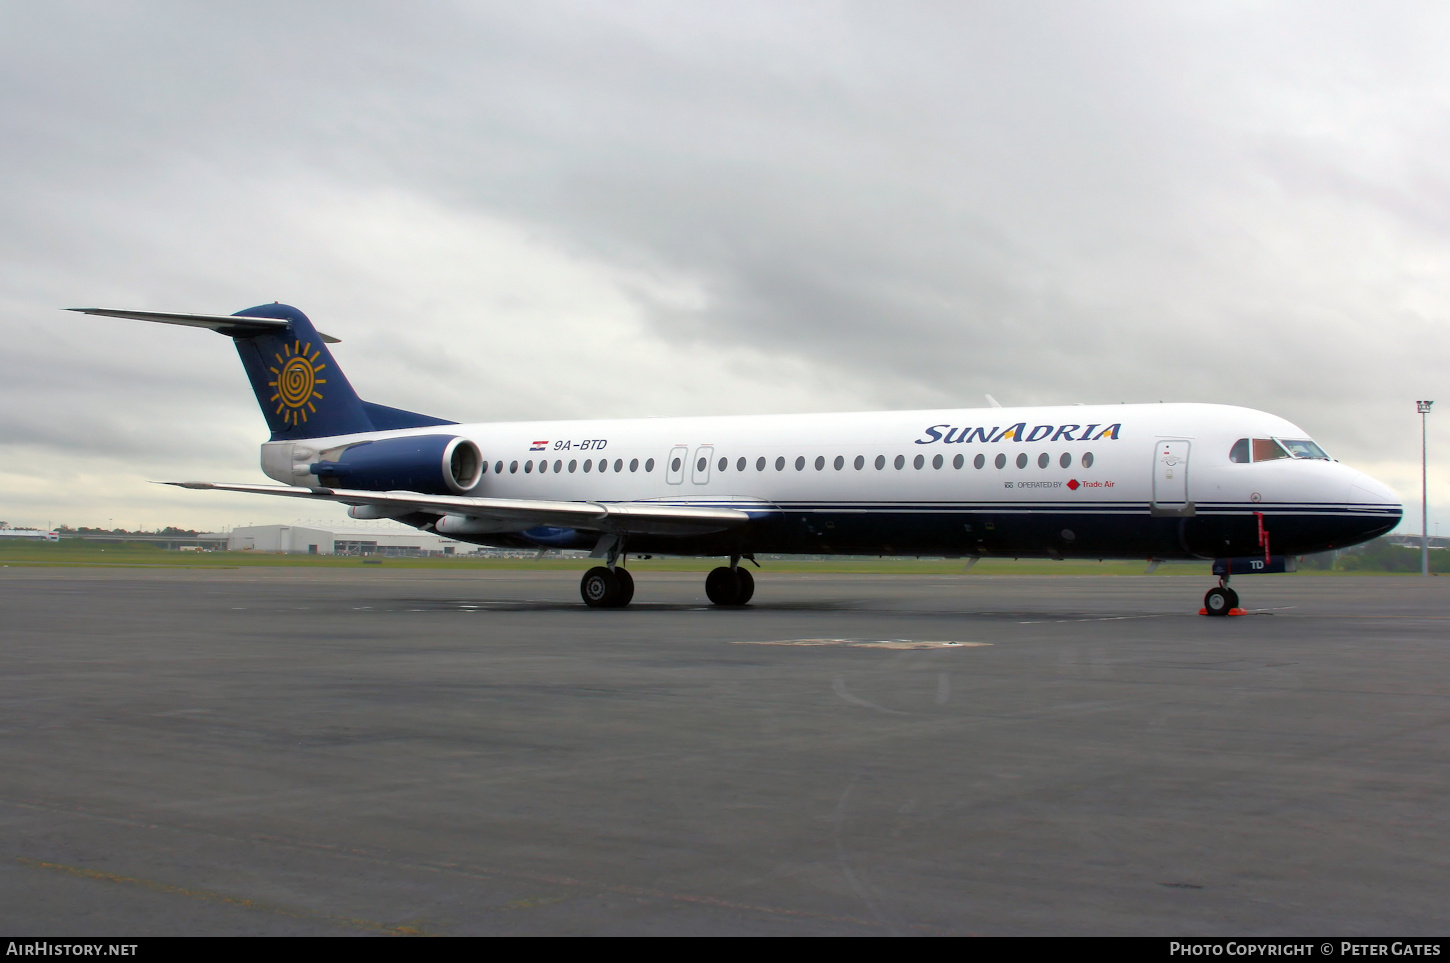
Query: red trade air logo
1067,479,1080,491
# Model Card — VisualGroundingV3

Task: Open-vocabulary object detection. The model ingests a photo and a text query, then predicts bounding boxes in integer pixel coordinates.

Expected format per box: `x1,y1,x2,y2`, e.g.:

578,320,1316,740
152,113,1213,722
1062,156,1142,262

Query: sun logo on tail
268,340,327,426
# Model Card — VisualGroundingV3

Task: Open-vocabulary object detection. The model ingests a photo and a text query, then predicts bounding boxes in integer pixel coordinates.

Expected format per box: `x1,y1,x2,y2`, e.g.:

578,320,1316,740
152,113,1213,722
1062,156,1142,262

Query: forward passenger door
1151,439,1194,516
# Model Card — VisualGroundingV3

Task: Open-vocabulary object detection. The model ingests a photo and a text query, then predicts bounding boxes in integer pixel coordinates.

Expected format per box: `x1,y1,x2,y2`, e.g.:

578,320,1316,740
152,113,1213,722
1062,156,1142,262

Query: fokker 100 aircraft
72,303,1402,614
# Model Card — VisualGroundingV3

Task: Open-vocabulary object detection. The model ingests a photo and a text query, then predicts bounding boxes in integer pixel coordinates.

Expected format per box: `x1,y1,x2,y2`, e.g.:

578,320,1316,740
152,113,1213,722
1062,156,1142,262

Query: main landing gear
1202,577,1241,617
580,565,634,608
580,533,634,608
578,545,758,609
705,562,754,606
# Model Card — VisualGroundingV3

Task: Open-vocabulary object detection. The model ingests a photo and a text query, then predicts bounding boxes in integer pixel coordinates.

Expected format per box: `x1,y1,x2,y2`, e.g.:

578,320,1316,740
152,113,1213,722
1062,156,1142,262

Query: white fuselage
260,402,1401,560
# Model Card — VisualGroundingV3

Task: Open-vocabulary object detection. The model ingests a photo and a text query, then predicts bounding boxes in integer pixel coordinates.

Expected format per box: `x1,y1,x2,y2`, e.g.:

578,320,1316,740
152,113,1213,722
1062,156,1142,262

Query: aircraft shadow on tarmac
357,598,867,613
343,599,1205,620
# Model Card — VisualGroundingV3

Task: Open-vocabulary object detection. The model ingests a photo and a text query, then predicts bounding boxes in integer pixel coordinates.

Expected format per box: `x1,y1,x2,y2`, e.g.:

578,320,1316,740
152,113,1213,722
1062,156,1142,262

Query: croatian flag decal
530,440,548,451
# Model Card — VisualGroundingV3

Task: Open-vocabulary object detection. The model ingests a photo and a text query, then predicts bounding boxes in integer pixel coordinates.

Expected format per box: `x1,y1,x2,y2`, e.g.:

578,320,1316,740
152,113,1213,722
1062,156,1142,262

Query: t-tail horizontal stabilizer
68,303,454,440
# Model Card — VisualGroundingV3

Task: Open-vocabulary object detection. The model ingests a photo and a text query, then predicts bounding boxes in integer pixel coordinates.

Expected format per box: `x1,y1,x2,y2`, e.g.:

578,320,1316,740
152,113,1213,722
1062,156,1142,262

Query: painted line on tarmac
1018,614,1172,624
734,639,988,649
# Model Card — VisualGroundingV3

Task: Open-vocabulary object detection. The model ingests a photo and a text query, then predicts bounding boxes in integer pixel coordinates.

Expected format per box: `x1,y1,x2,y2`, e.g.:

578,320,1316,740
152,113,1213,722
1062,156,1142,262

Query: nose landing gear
1202,577,1243,617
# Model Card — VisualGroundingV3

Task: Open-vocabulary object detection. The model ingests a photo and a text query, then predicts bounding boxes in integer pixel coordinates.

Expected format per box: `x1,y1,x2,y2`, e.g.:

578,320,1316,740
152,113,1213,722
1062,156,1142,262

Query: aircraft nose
1346,468,1402,510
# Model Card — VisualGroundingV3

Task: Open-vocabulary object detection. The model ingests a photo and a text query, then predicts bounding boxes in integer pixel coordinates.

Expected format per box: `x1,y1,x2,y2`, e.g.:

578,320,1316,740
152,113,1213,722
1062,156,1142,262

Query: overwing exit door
1151,439,1194,516
692,446,714,484
666,446,688,485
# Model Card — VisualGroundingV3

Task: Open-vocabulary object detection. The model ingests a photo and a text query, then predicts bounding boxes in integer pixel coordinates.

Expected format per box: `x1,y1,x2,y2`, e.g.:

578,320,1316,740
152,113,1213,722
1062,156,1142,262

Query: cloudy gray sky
2,1,1447,533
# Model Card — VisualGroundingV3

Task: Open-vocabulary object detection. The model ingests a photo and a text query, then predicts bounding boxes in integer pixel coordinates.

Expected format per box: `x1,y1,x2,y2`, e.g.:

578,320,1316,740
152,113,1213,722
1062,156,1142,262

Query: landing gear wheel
705,566,743,606
613,568,635,607
1204,586,1233,617
581,566,619,608
734,567,754,605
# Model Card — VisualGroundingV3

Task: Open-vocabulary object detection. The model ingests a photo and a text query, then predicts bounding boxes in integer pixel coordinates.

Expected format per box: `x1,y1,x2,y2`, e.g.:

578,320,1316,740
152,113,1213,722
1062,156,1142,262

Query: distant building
1383,534,1449,550
225,524,466,556
0,523,58,541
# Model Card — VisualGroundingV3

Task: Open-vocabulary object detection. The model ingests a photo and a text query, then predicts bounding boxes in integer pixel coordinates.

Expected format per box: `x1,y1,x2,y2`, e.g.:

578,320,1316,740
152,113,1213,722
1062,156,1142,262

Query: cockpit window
1229,439,1250,463
1277,438,1330,460
1251,438,1290,462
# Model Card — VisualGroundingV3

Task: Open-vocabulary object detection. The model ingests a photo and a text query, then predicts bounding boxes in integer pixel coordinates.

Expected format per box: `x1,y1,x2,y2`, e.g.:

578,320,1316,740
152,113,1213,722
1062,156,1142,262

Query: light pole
1418,400,1434,576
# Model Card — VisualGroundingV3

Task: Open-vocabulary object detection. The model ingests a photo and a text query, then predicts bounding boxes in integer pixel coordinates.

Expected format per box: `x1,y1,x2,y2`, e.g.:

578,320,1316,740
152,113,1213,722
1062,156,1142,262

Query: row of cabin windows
708,451,1097,472
481,457,656,475
479,451,1098,477
476,438,1331,476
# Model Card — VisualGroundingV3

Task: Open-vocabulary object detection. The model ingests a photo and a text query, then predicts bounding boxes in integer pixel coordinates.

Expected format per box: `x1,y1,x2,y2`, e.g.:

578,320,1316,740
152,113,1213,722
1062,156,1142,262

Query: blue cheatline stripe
769,504,1400,513
598,499,1400,516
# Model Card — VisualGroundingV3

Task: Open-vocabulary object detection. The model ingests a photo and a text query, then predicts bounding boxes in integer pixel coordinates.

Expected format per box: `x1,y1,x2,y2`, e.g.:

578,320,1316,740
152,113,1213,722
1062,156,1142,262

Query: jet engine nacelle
310,435,483,495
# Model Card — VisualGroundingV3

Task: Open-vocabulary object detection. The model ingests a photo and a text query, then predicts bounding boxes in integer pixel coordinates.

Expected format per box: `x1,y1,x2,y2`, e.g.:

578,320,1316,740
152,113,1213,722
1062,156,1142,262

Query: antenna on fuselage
985,394,1002,408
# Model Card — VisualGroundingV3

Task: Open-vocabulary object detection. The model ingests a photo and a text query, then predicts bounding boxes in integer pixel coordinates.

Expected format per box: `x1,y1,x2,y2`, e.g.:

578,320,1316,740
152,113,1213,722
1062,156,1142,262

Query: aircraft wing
166,481,753,536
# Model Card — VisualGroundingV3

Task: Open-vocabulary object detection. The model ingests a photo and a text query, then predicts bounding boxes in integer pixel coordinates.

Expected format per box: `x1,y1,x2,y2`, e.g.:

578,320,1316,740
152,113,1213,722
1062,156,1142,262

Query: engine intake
310,435,483,495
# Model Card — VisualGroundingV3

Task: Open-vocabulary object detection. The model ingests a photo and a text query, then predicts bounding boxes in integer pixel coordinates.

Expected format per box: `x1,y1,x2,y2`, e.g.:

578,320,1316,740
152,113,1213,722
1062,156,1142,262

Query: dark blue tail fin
230,303,453,440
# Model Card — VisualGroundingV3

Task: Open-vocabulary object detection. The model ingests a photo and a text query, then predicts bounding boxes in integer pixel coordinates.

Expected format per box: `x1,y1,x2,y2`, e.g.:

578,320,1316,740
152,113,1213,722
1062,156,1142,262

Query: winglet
985,394,1002,408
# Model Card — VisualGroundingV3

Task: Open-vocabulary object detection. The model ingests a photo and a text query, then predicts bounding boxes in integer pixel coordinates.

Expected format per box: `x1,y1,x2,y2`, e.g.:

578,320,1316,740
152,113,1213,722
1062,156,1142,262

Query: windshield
1277,438,1331,460
1251,438,1289,462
